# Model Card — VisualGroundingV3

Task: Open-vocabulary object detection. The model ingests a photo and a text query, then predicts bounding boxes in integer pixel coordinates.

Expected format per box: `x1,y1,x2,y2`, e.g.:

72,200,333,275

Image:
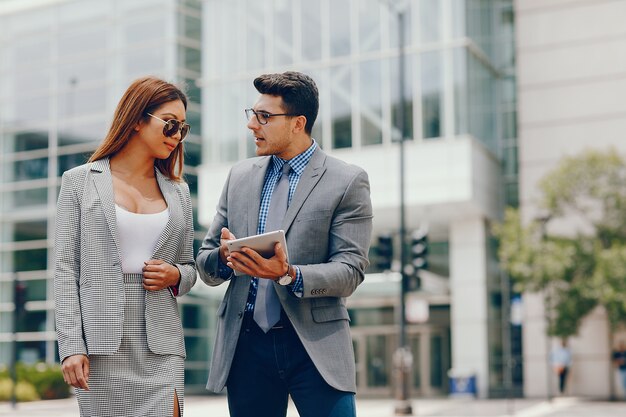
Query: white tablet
227,230,289,276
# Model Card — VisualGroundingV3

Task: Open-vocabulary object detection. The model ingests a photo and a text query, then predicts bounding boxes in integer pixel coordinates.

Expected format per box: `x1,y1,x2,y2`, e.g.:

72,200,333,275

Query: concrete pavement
2,395,626,416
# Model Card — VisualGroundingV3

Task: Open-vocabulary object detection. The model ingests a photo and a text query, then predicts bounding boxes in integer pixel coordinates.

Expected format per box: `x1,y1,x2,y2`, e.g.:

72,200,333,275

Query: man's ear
292,115,307,134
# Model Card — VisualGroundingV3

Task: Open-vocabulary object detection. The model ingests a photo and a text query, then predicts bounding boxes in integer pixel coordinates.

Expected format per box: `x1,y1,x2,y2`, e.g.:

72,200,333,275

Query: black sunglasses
147,113,190,141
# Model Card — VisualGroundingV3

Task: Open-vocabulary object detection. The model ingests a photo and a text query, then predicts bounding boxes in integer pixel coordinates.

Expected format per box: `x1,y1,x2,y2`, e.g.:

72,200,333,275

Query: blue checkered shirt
218,140,317,312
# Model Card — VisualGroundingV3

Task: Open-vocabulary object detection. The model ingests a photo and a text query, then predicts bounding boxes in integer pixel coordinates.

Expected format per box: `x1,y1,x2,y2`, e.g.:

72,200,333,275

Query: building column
449,217,489,397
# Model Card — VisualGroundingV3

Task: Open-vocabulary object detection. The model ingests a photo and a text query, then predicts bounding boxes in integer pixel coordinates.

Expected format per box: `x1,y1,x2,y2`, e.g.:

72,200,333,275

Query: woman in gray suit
54,76,196,417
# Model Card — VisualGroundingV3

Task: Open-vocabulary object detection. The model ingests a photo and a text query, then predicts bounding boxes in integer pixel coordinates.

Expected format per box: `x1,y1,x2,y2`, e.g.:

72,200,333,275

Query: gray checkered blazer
54,158,196,363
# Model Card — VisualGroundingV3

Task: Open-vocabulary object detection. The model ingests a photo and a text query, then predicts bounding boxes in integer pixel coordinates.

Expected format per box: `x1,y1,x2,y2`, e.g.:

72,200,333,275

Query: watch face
278,275,292,285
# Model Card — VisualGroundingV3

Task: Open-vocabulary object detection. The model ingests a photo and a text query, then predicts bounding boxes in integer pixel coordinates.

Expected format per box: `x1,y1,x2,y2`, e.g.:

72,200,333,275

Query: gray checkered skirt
76,274,184,417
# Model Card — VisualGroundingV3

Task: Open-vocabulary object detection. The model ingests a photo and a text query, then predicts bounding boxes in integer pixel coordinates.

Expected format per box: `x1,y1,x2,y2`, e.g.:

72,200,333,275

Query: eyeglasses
245,108,298,125
147,113,190,141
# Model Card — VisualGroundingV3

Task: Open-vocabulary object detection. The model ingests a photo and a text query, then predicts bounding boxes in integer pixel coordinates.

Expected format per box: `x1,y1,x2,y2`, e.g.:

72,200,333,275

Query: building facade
516,0,626,399
198,0,519,398
0,0,211,393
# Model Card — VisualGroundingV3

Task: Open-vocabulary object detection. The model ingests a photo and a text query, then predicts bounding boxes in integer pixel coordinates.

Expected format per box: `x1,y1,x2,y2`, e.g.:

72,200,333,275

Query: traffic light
410,230,428,271
375,234,394,271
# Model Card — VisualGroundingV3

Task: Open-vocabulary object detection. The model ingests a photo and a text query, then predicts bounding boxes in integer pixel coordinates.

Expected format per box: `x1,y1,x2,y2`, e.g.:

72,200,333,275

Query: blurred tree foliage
494,149,626,337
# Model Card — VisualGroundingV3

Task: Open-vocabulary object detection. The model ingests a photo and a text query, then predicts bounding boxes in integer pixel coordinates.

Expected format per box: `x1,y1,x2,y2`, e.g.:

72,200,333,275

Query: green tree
494,149,626,337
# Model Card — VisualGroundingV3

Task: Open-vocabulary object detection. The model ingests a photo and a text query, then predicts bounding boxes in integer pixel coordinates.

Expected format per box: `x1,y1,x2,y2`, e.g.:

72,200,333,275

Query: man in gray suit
197,71,373,417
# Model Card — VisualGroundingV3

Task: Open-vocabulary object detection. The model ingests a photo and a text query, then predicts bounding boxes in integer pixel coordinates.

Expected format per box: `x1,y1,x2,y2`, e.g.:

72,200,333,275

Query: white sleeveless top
115,204,169,273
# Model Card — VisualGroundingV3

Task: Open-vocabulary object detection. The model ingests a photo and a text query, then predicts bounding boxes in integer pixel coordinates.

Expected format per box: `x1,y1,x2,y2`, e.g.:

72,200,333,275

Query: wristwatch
276,264,295,286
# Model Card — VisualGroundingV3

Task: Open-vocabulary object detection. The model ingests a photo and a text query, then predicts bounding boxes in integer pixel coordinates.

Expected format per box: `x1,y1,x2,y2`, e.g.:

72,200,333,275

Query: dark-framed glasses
245,108,298,125
147,113,190,141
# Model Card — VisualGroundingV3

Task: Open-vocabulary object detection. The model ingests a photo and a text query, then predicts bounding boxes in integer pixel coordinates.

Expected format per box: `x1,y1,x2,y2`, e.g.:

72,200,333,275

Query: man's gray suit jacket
54,158,197,363
196,147,373,393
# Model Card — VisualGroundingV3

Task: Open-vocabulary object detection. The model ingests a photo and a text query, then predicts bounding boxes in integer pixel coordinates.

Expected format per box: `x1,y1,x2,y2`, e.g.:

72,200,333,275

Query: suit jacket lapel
247,157,271,236
282,148,327,234
91,158,122,262
152,169,181,259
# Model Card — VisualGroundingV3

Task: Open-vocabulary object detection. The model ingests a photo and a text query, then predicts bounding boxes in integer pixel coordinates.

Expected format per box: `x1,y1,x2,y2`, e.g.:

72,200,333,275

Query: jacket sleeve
54,171,88,362
172,182,197,297
297,169,373,298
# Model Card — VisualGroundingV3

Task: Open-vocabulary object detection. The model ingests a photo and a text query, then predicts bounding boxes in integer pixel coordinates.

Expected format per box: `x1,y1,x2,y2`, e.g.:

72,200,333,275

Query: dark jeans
226,312,356,417
558,366,569,394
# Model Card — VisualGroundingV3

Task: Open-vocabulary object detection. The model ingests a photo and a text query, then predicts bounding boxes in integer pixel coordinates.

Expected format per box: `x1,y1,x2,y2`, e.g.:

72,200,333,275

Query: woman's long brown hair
89,76,188,181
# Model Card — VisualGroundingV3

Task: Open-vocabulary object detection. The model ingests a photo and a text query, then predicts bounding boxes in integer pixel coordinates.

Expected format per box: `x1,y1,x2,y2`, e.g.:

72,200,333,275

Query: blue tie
254,163,290,332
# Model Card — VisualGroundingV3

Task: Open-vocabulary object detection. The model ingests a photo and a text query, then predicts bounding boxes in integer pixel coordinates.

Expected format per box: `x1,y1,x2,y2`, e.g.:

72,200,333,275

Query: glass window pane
331,66,352,149
184,77,202,104
14,248,48,272
59,122,106,146
16,69,49,95
2,188,48,212
360,60,383,146
273,0,293,66
246,1,266,70
123,48,165,78
420,0,442,43
58,59,107,88
124,17,166,45
185,173,198,196
301,0,321,61
180,14,201,40
59,153,91,176
16,95,49,124
217,2,239,76
9,158,49,182
180,46,201,73
454,47,468,135
58,26,107,58
58,0,110,24
58,85,107,119
366,335,390,387
330,0,351,57
14,38,51,68
183,142,201,167
9,220,48,242
390,56,414,141
186,109,202,139
359,0,381,53
421,50,443,139
9,131,49,152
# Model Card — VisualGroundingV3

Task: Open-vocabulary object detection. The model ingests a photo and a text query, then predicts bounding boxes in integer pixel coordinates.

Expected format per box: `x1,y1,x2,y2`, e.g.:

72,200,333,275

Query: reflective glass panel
360,60,383,146
359,0,381,53
421,50,443,139
331,66,352,149
273,0,293,66
301,0,321,61
420,0,442,43
330,0,351,57
11,158,48,182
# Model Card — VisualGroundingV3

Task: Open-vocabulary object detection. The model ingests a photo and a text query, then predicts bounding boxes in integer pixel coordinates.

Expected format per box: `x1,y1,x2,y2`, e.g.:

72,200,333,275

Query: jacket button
238,311,243,318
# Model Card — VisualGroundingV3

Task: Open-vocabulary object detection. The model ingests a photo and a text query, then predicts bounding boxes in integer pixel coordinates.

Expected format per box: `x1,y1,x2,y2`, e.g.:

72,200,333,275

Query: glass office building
199,0,519,397
0,0,211,393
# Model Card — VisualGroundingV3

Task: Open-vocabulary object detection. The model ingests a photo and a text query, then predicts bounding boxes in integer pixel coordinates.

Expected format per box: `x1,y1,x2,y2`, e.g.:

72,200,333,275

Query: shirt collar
270,139,317,176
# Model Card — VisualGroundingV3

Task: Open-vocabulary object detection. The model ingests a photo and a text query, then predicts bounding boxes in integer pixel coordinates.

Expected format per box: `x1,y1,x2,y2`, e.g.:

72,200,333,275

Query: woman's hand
142,259,180,291
61,354,90,390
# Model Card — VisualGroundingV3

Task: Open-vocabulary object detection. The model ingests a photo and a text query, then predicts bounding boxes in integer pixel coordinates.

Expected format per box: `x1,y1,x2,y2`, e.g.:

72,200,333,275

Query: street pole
393,7,413,416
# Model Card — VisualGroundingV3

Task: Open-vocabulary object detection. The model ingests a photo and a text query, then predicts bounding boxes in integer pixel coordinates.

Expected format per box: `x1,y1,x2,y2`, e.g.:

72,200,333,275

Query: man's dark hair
253,71,319,135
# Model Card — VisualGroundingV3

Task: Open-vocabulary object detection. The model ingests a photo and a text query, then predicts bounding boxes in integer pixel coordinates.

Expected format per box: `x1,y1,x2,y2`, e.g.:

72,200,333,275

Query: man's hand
142,259,180,291
61,354,90,390
227,242,289,280
219,227,236,265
